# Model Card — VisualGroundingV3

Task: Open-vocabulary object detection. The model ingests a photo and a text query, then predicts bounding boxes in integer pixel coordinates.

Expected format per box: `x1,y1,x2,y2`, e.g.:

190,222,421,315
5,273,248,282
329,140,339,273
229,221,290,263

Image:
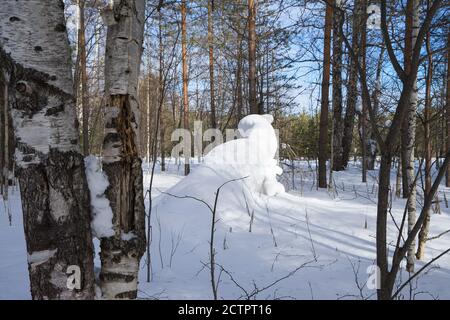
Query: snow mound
204,114,284,196
84,156,114,238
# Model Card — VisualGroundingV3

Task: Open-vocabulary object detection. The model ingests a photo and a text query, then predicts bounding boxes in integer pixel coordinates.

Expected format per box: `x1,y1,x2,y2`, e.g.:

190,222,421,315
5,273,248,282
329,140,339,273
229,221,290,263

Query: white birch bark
406,0,420,273
0,0,95,299
99,0,146,299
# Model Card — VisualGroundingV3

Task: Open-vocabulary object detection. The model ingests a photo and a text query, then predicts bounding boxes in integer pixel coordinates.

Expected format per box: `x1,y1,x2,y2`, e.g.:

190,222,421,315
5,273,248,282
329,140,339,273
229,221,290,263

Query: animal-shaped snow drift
204,114,285,196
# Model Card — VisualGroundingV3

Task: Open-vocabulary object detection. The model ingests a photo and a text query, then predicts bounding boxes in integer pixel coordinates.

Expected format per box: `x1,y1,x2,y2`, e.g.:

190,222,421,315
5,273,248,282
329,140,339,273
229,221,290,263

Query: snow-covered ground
2,159,450,299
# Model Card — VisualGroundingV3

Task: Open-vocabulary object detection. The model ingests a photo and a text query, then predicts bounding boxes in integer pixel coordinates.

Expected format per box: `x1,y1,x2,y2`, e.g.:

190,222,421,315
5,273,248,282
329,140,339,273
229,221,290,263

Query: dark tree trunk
332,1,344,171
181,0,190,175
0,71,5,194
318,0,333,188
235,3,244,123
77,0,89,156
367,47,385,170
377,152,394,300
360,15,368,182
248,0,258,114
158,9,166,172
208,0,217,128
445,30,450,186
340,1,364,169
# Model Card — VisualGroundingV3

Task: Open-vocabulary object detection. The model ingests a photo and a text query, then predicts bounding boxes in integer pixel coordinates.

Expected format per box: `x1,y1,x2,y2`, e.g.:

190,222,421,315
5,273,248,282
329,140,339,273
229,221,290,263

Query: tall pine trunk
340,1,364,169
181,0,190,175
0,0,95,299
235,2,244,122
208,0,217,128
318,1,333,188
445,30,450,186
100,0,146,299
360,14,368,182
0,71,4,195
248,0,258,114
158,8,166,172
77,0,89,156
332,0,343,171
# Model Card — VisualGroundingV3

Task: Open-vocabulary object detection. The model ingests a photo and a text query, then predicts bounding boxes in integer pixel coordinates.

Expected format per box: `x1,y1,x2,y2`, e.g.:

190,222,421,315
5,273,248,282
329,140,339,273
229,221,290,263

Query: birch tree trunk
318,1,333,188
0,0,95,299
416,14,433,260
100,0,146,299
403,0,420,273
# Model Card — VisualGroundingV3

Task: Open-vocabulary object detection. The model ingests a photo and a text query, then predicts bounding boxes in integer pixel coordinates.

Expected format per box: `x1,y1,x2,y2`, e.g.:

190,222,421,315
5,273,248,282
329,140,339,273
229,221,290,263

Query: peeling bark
101,0,146,299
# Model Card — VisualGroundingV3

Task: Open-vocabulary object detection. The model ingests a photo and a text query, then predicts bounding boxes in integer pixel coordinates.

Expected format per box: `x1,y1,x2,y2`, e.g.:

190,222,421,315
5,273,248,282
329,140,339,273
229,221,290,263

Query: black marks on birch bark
1,45,94,300
54,24,66,33
18,150,95,299
100,94,145,298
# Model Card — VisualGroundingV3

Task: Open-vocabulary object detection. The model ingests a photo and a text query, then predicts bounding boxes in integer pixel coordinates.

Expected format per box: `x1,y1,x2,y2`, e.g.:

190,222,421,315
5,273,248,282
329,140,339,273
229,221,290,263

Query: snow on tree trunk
0,0,95,299
100,0,146,299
